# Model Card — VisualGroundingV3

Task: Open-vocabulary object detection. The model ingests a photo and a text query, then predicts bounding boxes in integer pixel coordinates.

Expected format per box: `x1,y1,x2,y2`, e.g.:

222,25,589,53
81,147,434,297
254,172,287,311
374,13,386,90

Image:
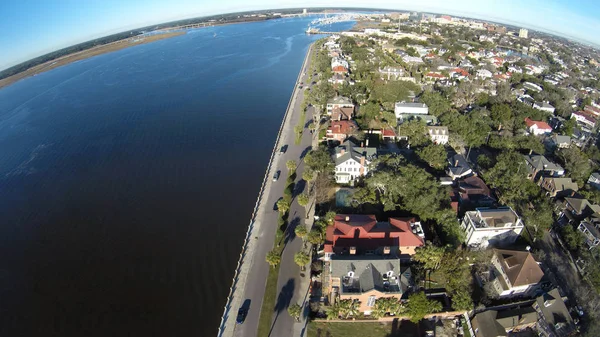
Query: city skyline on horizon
2,0,600,71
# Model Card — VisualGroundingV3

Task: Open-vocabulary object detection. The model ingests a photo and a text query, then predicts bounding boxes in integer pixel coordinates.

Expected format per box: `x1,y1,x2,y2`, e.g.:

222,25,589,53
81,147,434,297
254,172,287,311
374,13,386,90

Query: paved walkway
218,43,315,337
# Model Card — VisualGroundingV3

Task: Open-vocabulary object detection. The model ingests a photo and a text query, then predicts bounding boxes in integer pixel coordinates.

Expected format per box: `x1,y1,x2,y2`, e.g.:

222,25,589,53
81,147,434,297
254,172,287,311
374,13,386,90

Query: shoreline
217,41,315,337
0,31,185,90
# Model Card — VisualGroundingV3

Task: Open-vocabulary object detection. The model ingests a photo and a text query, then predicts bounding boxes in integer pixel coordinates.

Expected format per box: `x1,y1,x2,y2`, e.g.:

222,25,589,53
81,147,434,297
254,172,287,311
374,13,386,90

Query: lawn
307,320,419,337
256,258,281,337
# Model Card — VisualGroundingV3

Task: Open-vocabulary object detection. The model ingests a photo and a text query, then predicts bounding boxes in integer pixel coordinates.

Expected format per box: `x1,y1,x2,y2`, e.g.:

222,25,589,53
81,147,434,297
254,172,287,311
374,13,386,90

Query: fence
216,42,315,337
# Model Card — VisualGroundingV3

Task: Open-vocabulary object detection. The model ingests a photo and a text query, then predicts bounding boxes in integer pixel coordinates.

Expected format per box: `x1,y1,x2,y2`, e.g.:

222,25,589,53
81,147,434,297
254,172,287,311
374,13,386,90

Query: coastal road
228,44,316,337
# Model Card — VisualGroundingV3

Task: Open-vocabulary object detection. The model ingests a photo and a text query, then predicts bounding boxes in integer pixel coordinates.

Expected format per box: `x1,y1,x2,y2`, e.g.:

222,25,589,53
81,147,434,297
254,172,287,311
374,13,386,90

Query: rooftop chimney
361,142,364,148
366,138,369,147
383,246,391,255
455,159,459,167
345,215,350,222
341,148,345,155
350,246,356,255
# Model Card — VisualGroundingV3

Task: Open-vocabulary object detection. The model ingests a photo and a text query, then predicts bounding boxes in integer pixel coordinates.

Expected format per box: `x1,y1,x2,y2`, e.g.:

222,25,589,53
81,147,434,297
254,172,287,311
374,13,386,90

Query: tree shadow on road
269,278,296,336
294,179,306,197
284,216,301,245
300,145,313,159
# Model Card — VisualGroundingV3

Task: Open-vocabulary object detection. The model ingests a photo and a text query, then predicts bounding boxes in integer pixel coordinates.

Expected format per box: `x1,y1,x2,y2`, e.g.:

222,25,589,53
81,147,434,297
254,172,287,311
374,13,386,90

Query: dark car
279,145,287,154
273,170,281,182
236,307,248,324
236,299,251,324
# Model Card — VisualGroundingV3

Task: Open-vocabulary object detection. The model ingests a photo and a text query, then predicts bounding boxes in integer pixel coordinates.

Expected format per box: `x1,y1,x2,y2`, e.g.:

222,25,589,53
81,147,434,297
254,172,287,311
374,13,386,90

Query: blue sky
1,0,600,71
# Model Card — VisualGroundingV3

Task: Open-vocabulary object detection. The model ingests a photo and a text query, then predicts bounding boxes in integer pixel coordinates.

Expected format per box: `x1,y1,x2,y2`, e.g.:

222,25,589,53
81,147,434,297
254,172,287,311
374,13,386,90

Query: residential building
588,172,600,190
519,28,528,38
584,105,600,118
557,197,600,224
524,81,543,92
571,111,596,130
331,57,349,70
488,249,545,298
394,102,428,119
397,113,438,125
447,154,473,180
461,207,524,248
323,214,425,260
326,96,354,115
379,66,404,80
427,126,449,144
548,134,571,149
476,69,493,79
333,140,376,184
327,120,358,142
472,308,537,337
331,106,354,121
456,176,496,211
524,154,564,182
540,177,578,198
328,256,414,314
533,289,576,337
533,101,556,113
577,215,600,249
524,118,553,136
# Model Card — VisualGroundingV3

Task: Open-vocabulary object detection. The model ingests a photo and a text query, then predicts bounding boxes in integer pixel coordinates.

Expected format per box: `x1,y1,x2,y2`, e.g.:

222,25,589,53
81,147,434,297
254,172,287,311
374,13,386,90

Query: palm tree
294,225,308,239
294,251,311,269
297,193,309,207
265,250,280,268
276,198,290,214
302,169,315,184
306,229,323,245
337,299,360,319
370,297,403,319
287,303,302,321
286,160,297,172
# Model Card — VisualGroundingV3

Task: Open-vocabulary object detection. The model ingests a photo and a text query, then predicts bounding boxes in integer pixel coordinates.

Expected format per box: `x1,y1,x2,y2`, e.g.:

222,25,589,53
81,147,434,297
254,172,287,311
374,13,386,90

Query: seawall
217,42,314,337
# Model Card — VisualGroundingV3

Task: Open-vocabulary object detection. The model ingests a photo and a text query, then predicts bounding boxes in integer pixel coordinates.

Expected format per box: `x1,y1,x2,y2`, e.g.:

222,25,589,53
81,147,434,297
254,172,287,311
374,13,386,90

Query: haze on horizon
2,0,600,71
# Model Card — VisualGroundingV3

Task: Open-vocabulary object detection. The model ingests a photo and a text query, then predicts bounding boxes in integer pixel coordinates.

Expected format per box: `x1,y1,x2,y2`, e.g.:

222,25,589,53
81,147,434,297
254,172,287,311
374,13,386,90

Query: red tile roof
584,105,600,117
327,120,358,136
452,68,469,77
382,127,396,137
324,214,424,254
332,65,348,73
425,72,446,79
524,117,551,130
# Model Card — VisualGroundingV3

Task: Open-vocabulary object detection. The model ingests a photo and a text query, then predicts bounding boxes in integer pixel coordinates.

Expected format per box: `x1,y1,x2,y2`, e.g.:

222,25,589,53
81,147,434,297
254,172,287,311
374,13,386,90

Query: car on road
236,299,251,324
279,145,287,154
273,170,280,182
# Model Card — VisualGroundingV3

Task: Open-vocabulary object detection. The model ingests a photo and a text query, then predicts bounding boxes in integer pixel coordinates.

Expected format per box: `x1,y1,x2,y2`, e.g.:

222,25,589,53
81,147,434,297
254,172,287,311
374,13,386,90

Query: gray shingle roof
524,154,563,173
330,256,409,294
334,140,377,166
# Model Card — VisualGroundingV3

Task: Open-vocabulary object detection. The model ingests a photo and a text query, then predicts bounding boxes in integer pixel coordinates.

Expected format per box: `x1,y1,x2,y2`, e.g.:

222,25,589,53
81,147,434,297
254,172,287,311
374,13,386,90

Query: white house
571,111,596,129
487,249,544,298
523,81,543,92
427,126,449,144
326,96,354,115
524,118,552,136
331,57,349,70
476,69,493,79
461,207,524,248
394,102,428,119
333,140,377,184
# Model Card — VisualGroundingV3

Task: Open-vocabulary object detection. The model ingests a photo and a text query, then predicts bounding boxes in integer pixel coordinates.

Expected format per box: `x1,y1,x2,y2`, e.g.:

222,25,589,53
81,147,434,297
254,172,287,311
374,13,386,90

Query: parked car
236,307,248,324
279,145,287,154
273,170,281,182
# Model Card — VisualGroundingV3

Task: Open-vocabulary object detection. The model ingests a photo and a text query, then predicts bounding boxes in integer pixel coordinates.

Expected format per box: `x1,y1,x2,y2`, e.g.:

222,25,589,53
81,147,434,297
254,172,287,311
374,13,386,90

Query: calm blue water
0,17,353,337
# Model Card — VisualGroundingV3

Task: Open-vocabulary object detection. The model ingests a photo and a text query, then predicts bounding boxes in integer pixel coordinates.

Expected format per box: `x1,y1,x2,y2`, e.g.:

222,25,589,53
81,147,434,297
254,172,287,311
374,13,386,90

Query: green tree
414,243,446,271
484,151,539,207
286,159,297,173
287,303,302,321
561,225,585,251
452,288,473,311
558,147,593,187
398,119,429,147
405,292,442,323
490,103,512,128
420,91,452,117
277,198,290,214
302,169,315,183
295,225,307,239
370,297,404,319
266,250,281,267
307,229,324,245
522,198,554,239
304,147,332,173
297,193,310,208
294,251,311,268
561,118,576,136
417,143,448,169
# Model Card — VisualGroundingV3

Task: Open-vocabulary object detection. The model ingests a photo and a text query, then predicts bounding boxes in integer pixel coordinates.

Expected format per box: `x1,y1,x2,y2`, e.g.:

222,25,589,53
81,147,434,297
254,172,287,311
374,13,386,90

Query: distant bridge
156,22,215,32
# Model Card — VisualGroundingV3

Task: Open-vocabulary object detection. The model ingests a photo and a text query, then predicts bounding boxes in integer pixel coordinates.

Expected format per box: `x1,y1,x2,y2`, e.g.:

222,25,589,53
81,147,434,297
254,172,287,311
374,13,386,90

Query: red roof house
326,120,358,142
323,214,425,260
524,117,552,135
332,65,348,74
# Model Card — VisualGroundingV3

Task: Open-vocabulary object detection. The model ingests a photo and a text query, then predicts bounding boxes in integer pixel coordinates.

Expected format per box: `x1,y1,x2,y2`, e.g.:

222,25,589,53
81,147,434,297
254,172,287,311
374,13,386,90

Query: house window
367,295,376,307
